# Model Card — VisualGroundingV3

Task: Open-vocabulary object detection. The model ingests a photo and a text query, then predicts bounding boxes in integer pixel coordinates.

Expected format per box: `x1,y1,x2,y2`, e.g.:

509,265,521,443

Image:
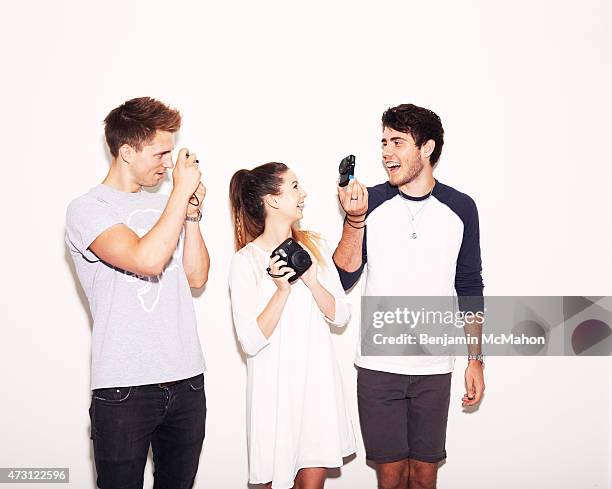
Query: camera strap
266,269,291,279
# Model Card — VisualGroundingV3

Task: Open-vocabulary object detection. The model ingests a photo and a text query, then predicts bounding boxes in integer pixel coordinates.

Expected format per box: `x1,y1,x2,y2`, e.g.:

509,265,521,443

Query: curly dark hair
382,104,444,165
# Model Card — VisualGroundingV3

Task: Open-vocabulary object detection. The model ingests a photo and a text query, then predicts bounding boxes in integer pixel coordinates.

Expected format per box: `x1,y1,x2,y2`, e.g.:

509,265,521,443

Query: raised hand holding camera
172,148,202,202
337,154,368,219
338,179,368,220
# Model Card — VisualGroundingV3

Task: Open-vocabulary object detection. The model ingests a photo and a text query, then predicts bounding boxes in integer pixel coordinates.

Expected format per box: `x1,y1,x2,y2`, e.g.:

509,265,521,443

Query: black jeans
89,374,206,489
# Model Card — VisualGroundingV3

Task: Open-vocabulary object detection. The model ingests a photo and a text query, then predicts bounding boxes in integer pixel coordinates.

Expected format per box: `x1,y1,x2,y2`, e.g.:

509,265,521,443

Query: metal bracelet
185,210,202,222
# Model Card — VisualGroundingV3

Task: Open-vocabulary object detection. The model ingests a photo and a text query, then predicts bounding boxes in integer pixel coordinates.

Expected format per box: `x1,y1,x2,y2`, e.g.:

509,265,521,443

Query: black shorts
357,367,452,464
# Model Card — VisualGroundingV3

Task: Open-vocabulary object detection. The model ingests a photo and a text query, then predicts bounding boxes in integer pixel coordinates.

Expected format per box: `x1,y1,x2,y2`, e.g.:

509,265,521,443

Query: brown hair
103,97,182,157
382,103,444,165
229,162,324,265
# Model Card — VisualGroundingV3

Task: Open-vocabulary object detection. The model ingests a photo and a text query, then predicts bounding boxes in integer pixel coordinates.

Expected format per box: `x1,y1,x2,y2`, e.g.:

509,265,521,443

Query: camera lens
292,250,311,270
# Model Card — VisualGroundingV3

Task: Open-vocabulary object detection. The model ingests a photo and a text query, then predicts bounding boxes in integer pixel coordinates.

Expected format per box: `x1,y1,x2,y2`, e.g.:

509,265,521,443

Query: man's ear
421,139,436,160
119,144,134,164
264,195,279,209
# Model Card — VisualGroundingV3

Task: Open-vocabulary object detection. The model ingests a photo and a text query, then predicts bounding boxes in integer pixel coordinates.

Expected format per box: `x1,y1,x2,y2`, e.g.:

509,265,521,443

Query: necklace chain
402,182,436,239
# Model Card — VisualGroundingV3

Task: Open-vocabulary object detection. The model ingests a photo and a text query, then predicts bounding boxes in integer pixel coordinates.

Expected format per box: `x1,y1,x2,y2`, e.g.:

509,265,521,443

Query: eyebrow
153,150,173,156
381,136,407,143
291,180,298,185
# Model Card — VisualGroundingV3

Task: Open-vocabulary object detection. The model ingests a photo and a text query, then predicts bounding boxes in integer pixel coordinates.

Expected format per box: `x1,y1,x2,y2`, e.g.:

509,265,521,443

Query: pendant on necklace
411,233,417,239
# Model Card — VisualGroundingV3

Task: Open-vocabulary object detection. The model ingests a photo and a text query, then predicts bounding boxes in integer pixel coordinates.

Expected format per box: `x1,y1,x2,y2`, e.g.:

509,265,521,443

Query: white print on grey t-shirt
123,207,184,313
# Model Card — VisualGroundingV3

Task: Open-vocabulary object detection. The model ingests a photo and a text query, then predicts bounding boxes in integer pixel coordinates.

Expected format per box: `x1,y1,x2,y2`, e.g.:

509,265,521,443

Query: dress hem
249,448,357,489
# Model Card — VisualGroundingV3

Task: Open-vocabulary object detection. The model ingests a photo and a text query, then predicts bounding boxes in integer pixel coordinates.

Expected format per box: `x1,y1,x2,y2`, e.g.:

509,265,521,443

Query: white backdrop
1,1,611,488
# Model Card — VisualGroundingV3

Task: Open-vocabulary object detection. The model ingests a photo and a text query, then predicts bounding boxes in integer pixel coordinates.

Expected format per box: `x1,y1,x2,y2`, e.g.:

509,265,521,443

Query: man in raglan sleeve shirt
65,97,209,489
333,103,485,489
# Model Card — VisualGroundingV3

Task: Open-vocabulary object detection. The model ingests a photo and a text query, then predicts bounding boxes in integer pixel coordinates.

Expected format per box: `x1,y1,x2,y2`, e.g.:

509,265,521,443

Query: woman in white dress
228,162,356,489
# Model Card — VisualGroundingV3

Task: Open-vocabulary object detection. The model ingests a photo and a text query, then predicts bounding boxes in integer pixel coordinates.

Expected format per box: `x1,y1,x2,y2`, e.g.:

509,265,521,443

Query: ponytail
229,169,252,250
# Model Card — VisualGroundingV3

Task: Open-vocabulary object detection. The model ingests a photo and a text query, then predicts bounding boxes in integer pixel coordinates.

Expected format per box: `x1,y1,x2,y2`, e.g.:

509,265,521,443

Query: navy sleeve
334,182,395,291
454,196,484,312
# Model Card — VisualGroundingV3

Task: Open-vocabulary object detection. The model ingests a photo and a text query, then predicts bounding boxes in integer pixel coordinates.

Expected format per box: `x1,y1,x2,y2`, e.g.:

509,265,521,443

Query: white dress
229,240,356,489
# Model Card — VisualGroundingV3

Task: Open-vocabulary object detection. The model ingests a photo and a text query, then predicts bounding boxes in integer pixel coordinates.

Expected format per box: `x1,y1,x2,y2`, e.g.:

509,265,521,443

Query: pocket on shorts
187,374,205,392
92,386,133,403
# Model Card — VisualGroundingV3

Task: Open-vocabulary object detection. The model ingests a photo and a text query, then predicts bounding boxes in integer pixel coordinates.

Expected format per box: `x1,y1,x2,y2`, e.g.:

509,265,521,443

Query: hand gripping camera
269,238,312,283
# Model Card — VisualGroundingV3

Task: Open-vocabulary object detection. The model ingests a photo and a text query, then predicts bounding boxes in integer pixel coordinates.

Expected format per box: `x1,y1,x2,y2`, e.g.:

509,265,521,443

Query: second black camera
269,238,312,283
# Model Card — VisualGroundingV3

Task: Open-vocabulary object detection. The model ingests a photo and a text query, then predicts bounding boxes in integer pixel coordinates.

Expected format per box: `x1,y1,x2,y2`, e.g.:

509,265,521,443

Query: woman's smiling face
267,169,307,223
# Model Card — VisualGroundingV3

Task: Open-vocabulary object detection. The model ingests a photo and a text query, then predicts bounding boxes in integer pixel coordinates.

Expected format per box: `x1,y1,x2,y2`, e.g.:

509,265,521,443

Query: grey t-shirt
65,184,206,389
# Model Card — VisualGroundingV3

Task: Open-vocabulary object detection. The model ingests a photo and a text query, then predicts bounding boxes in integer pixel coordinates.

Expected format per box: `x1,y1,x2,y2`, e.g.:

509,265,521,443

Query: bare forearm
463,314,483,356
308,281,336,321
137,189,191,273
257,289,291,338
333,221,365,272
183,221,210,287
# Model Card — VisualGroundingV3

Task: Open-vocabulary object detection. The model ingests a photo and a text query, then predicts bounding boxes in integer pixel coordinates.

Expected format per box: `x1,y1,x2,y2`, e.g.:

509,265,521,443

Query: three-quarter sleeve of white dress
229,251,271,356
319,243,352,327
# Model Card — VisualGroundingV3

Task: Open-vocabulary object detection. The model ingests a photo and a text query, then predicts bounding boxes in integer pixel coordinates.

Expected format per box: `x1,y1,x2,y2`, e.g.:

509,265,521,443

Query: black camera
338,154,355,187
269,238,312,283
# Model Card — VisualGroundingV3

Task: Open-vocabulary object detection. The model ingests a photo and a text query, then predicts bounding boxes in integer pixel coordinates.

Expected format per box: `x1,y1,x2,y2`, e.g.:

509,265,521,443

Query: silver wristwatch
185,210,202,222
468,353,485,365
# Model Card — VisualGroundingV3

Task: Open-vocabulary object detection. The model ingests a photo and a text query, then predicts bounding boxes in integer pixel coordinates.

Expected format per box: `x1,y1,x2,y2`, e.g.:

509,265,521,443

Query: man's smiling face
381,126,426,187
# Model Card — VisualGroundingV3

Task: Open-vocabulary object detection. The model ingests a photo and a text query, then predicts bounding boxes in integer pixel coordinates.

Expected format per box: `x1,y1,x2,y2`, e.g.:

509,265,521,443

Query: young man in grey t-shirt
65,97,209,489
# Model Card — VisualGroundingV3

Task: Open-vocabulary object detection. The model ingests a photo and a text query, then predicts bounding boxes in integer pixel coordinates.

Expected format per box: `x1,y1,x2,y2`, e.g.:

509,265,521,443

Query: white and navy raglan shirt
336,179,484,375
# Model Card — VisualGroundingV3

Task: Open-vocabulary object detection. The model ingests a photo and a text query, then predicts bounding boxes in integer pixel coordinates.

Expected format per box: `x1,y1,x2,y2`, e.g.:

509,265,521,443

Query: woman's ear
264,195,280,209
